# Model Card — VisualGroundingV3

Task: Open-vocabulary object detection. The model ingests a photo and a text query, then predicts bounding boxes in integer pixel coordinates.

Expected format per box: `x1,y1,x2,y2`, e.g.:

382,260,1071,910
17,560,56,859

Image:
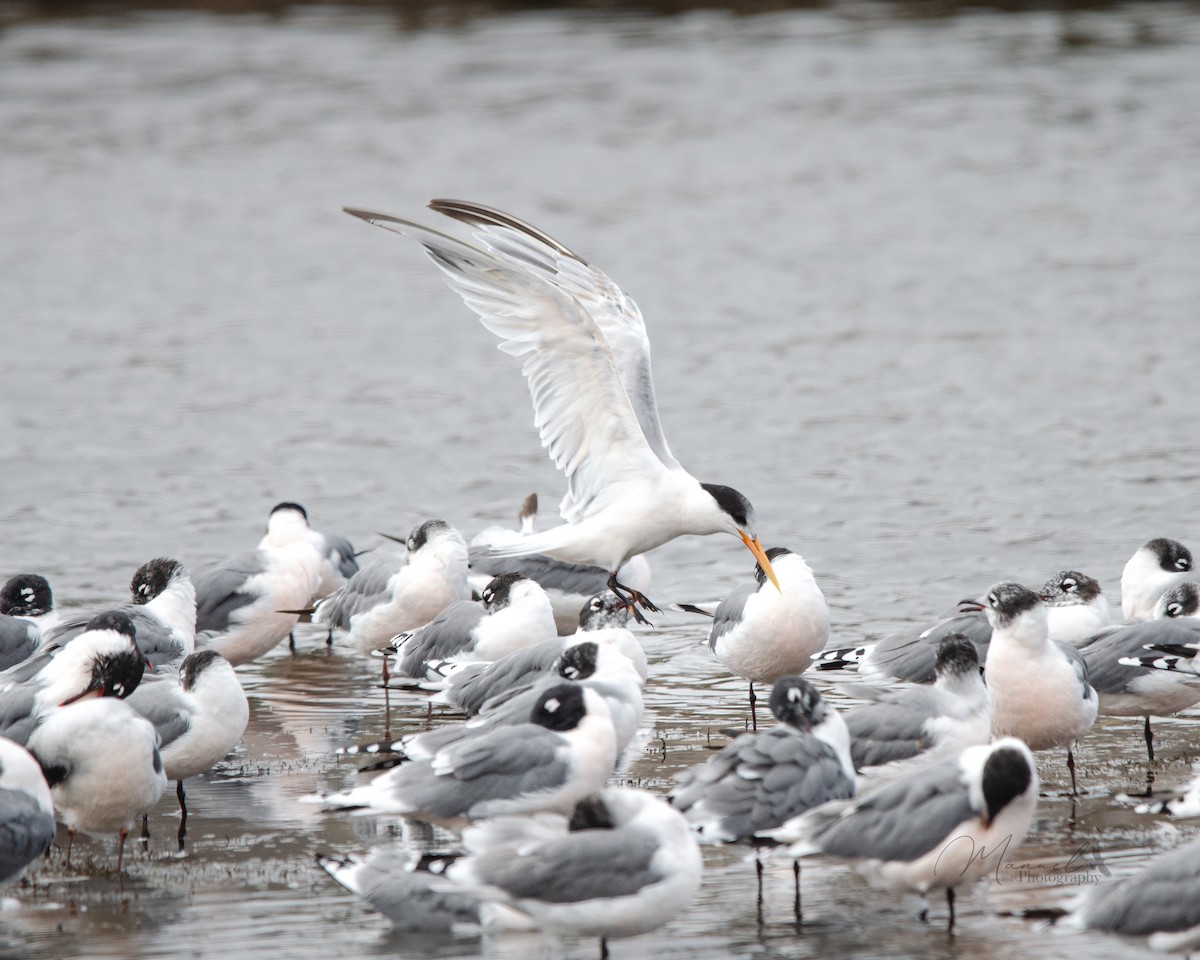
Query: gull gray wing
0,617,39,672
124,676,193,750
805,756,974,862
408,686,545,757
1081,621,1200,695
863,611,991,684
707,582,758,651
0,688,41,745
467,552,609,598
0,786,57,883
388,725,571,820
192,552,267,632
442,638,564,716
317,850,483,931
316,550,405,629
46,606,183,667
396,602,486,676
1078,839,1200,937
846,687,948,769
672,729,855,840
467,826,663,903
346,205,677,526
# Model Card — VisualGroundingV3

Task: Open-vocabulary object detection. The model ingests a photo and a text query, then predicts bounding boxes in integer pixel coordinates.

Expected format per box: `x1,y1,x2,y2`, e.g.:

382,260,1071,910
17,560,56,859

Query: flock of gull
4,200,1200,957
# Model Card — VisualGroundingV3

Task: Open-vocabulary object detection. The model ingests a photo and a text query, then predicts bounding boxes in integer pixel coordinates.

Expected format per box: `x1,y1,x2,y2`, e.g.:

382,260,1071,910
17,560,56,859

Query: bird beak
740,532,781,592
957,597,985,613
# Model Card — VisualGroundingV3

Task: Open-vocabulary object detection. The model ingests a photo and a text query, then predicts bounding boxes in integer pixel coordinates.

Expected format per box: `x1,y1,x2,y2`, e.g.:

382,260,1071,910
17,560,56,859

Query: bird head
699,483,780,592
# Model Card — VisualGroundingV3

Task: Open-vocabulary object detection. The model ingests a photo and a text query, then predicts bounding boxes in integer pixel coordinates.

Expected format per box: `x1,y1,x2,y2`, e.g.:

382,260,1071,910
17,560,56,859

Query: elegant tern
344,200,780,621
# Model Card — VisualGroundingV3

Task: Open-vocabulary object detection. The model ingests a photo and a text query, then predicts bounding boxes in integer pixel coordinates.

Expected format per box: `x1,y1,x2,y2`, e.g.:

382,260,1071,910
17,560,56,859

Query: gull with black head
344,200,780,623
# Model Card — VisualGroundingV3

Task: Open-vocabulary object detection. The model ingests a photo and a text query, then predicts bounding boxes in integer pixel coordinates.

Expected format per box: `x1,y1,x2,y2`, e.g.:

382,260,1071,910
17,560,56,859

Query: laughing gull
311,684,616,824
25,695,167,871
47,558,196,667
692,547,829,729
346,200,783,624
193,504,324,666
814,570,1109,683
124,649,248,831
420,787,702,952
1064,836,1200,953
388,572,556,680
842,634,991,772
669,676,855,844
0,738,56,887
313,519,471,656
0,574,56,671
1121,538,1194,621
469,492,653,635
971,582,1097,793
760,738,1039,928
427,592,645,717
0,611,147,746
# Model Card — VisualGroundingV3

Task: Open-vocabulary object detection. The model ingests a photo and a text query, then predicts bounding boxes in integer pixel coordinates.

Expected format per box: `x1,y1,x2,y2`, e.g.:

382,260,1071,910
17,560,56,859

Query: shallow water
2,3,1200,958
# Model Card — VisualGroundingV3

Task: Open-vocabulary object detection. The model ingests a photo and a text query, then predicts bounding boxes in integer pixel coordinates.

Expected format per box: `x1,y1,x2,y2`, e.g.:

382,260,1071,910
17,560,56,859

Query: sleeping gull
125,649,249,836
25,695,167,871
419,787,702,955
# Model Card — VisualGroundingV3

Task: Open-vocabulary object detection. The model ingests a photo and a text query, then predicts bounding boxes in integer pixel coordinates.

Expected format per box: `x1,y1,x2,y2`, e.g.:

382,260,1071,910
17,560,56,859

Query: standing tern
344,200,780,622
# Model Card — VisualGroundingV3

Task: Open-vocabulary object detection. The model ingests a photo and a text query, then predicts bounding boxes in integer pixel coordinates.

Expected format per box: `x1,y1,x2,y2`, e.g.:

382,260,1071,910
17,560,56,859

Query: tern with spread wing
345,200,780,621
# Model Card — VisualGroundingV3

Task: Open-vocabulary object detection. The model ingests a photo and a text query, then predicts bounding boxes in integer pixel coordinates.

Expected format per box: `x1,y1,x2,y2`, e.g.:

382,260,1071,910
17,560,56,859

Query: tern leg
749,682,758,731
288,631,296,652
1067,746,1079,796
1144,716,1155,762
794,860,802,923
600,937,609,960
606,573,660,624
946,887,956,933
141,812,150,843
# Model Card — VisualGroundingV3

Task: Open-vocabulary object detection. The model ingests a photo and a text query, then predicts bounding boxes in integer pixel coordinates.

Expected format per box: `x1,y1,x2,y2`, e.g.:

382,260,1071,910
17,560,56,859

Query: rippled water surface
2,3,1200,958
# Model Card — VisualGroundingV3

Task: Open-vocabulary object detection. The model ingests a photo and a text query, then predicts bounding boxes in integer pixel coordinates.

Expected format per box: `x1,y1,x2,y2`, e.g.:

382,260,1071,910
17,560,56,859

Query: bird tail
1118,652,1200,677
335,737,408,760
811,644,873,672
